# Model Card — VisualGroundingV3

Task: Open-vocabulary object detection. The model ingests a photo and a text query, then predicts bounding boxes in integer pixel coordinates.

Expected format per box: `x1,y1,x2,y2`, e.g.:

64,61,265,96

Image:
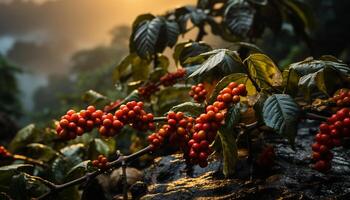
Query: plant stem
304,112,328,121
153,53,158,69
152,116,167,122
195,25,206,42
13,155,48,168
34,146,152,200
122,160,128,200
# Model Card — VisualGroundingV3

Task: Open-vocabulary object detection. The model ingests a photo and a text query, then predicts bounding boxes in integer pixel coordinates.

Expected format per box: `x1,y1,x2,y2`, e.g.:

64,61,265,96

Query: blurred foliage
0,55,21,142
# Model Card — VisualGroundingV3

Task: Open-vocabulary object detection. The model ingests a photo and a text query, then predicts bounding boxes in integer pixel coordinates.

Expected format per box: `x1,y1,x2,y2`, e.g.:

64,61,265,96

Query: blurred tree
31,26,130,123
0,55,21,142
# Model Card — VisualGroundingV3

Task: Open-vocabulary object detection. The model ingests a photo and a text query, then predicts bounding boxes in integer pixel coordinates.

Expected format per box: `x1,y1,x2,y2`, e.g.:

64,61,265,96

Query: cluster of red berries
0,146,11,158
138,83,160,100
148,112,194,150
187,82,247,167
332,89,350,107
98,113,124,137
189,83,207,103
92,155,108,169
138,68,186,99
114,101,155,132
104,100,122,112
216,82,247,106
311,108,350,172
56,106,103,140
160,68,186,86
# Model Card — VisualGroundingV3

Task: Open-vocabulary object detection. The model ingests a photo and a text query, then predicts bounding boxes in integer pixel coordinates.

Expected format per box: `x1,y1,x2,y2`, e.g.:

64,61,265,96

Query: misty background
0,0,196,121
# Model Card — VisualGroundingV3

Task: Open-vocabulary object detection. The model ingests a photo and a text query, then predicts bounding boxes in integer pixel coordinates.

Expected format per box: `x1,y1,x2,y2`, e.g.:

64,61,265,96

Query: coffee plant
1,0,349,199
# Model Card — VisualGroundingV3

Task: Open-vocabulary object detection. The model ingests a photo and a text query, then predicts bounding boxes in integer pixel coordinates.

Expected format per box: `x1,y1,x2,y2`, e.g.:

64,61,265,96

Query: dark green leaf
224,0,256,38
173,41,212,66
262,94,300,144
170,102,205,117
82,90,110,107
222,104,241,135
25,143,59,162
132,17,165,59
0,164,33,192
165,21,180,47
218,130,238,178
10,173,49,200
188,49,244,78
66,161,93,182
9,124,40,152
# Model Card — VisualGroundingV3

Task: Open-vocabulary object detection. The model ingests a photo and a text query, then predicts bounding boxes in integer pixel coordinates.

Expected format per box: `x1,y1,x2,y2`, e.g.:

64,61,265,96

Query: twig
34,146,152,200
13,155,48,168
195,25,206,42
304,112,328,121
27,175,56,190
122,160,128,200
152,116,167,122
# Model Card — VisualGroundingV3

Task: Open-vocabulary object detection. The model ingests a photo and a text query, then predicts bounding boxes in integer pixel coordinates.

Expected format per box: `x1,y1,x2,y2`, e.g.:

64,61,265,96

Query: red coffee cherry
92,155,108,169
0,146,12,158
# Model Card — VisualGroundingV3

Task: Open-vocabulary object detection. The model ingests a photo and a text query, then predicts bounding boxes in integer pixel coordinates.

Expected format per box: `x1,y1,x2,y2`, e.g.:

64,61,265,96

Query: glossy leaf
133,17,165,59
173,41,212,66
25,143,59,162
82,90,110,106
170,102,205,117
224,0,255,38
66,161,93,182
244,53,282,89
188,49,244,78
218,130,238,178
262,94,300,144
9,124,40,152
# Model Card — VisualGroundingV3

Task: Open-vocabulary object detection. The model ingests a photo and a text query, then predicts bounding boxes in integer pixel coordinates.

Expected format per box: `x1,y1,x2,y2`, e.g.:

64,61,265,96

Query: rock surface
140,120,350,199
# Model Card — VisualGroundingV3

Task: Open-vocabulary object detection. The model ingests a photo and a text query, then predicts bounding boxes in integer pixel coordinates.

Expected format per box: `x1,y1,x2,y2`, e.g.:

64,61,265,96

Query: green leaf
208,73,257,104
112,53,137,83
244,53,282,89
228,42,264,53
156,54,170,70
154,84,192,114
82,90,110,107
165,21,180,47
282,0,314,29
224,0,256,38
66,161,93,182
289,57,350,76
60,143,85,159
120,90,140,104
218,130,238,178
222,104,241,135
188,49,244,78
52,144,85,183
170,102,205,117
149,67,167,82
132,17,166,59
262,94,300,144
282,69,299,96
88,138,115,159
173,41,212,66
9,173,49,200
298,66,349,100
9,124,40,152
25,143,59,162
0,164,33,192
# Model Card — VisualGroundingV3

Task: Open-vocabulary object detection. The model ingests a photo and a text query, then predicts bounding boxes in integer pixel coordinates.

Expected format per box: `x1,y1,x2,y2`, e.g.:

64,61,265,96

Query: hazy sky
0,0,196,111
0,0,196,74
